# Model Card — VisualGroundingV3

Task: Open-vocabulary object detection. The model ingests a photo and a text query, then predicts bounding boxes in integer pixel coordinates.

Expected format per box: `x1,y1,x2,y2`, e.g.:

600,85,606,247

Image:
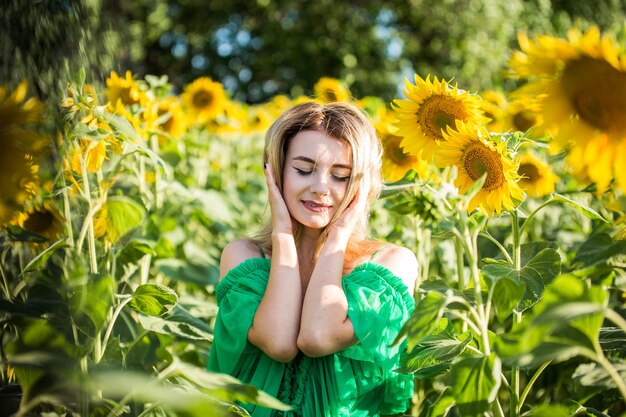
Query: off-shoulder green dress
207,257,415,417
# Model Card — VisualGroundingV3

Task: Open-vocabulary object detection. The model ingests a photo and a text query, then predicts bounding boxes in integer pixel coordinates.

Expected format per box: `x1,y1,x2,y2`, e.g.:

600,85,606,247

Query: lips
302,200,332,212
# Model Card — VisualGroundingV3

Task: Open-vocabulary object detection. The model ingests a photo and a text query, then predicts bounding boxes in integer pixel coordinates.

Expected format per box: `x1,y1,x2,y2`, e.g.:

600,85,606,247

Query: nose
310,174,330,195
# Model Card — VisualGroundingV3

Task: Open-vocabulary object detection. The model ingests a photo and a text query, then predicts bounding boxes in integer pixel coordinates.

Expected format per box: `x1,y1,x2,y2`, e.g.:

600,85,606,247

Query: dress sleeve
207,258,271,375
339,263,415,369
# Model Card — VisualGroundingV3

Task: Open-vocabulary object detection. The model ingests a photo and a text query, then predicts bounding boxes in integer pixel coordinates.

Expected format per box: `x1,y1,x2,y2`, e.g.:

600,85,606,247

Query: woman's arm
297,228,356,357
246,164,302,362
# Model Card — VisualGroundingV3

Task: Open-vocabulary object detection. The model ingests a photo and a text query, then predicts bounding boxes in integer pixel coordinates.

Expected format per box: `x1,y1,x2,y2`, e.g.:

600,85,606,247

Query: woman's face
282,130,352,231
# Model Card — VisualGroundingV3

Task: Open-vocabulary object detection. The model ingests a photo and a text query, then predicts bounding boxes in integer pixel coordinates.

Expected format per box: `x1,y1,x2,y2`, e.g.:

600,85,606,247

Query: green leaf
129,284,178,316
399,326,472,377
492,277,526,322
138,305,214,341
549,193,607,222
156,259,220,286
495,275,607,367
92,370,250,416
172,361,291,410
117,238,157,265
571,232,626,268
21,239,69,274
427,390,456,417
449,354,501,417
380,171,419,199
529,404,571,417
101,196,146,244
395,291,448,350
70,275,116,335
482,248,561,312
5,225,48,242
100,111,143,143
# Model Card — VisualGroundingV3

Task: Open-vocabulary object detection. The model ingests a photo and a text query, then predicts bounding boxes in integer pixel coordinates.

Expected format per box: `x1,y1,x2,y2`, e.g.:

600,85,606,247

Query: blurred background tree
2,0,626,103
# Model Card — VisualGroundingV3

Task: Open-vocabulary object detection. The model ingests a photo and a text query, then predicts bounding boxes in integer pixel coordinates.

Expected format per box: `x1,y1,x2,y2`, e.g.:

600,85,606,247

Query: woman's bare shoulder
371,243,418,294
219,239,265,281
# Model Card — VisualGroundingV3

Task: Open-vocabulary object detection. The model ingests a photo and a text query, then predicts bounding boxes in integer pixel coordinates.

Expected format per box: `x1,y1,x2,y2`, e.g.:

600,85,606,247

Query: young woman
207,102,418,416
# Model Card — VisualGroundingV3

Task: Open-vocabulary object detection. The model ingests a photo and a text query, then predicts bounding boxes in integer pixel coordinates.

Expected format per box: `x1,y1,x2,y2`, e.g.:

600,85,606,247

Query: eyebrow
291,156,352,170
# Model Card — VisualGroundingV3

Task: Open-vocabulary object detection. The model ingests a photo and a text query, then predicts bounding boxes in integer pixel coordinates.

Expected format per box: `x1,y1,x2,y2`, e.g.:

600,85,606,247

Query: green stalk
462,228,491,355
518,361,551,412
150,135,163,209
606,308,626,335
454,234,466,291
479,231,513,265
81,161,98,274
97,295,133,364
593,345,626,402
61,177,75,248
0,264,11,301
508,211,524,415
421,228,431,286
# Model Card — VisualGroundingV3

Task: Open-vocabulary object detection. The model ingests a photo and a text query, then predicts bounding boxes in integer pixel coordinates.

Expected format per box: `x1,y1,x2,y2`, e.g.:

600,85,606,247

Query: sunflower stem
150,135,163,209
518,361,551,413
605,308,626,335
593,341,626,403
98,295,132,364
509,210,522,416
0,264,11,301
61,173,75,248
81,159,98,274
479,231,513,265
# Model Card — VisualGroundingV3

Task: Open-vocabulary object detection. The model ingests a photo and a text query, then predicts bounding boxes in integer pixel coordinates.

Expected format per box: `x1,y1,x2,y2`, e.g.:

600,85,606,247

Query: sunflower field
1,24,626,417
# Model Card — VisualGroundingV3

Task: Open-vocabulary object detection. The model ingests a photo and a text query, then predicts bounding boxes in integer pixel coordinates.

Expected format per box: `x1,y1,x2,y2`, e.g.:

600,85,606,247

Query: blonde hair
252,101,384,263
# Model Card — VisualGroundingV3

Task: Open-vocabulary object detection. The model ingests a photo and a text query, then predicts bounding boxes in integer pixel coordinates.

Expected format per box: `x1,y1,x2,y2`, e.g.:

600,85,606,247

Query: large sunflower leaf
398,326,472,377
394,291,448,350
129,283,178,316
482,247,561,312
100,196,146,245
449,354,502,417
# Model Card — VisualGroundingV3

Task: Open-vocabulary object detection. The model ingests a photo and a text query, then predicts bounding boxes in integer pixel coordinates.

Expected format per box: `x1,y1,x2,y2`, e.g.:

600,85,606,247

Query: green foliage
5,0,623,102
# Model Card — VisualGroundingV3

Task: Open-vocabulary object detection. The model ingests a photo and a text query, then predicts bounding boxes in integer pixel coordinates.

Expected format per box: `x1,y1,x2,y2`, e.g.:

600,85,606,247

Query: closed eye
332,175,350,182
294,168,312,176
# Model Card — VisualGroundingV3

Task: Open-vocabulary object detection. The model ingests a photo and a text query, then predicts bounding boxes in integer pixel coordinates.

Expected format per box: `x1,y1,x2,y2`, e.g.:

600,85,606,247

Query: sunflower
436,121,524,215
508,26,626,193
70,139,108,175
105,71,146,108
146,96,187,141
13,202,64,241
0,82,44,226
375,108,429,182
481,89,542,135
393,74,487,161
517,152,559,197
313,77,351,103
182,77,228,124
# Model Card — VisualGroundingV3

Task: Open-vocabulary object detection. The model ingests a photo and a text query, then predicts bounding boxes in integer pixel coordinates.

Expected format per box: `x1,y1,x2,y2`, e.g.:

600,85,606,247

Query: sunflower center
562,57,626,135
383,134,415,166
23,209,55,234
193,91,214,109
158,108,174,132
417,95,469,141
513,111,535,132
322,89,338,102
518,162,541,183
462,142,505,191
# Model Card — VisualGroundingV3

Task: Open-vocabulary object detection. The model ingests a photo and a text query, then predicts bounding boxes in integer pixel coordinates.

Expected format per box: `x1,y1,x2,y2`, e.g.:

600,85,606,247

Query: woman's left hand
330,178,368,242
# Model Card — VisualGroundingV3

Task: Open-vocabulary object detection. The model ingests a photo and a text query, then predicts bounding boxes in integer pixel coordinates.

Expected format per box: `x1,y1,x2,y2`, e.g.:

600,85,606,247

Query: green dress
207,257,414,417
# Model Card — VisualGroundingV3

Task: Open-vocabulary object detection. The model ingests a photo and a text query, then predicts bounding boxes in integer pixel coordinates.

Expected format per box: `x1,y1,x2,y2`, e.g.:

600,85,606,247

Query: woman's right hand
264,163,294,235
